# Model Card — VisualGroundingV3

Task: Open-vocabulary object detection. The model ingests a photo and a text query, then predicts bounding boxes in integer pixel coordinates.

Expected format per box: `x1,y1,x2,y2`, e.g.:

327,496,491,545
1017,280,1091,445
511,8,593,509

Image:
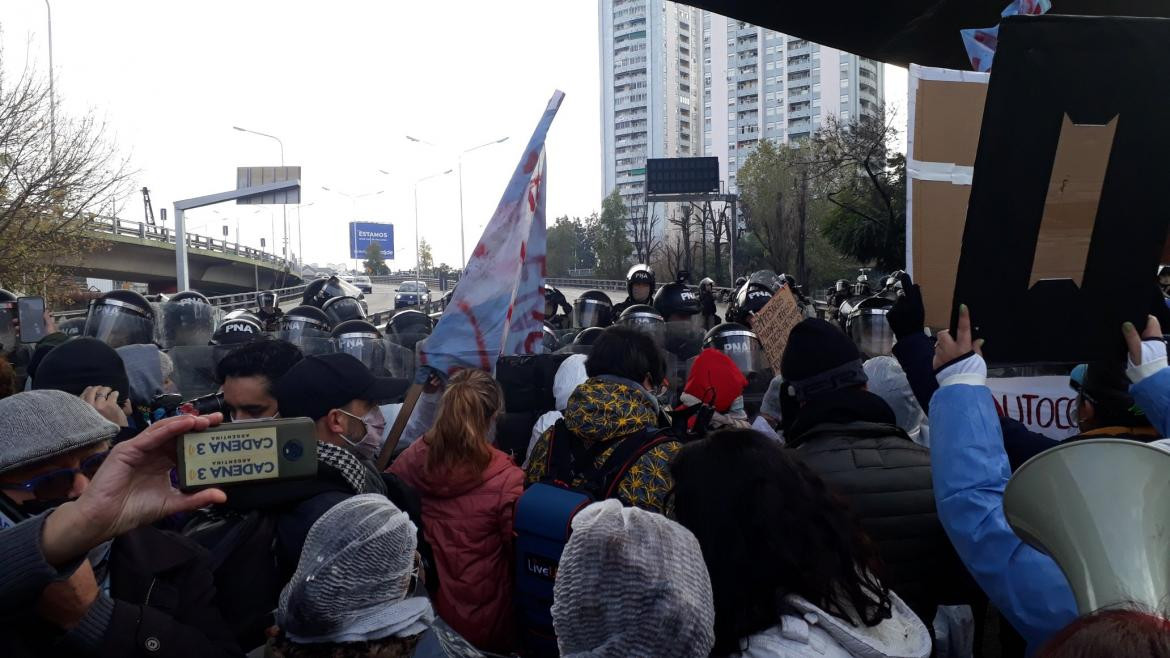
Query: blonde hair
425,368,503,475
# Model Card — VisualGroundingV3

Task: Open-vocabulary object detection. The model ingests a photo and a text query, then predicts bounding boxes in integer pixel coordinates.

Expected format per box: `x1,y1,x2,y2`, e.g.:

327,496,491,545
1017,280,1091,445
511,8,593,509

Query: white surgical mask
338,406,387,460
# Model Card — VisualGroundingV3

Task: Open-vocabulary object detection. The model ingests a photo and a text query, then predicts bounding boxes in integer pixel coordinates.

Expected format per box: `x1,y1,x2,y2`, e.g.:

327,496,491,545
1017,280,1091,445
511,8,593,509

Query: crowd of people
1,263,1168,658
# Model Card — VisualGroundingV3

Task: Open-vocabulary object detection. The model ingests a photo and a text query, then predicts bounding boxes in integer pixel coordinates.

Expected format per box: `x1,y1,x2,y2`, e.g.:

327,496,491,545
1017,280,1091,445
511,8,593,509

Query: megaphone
1004,438,1170,614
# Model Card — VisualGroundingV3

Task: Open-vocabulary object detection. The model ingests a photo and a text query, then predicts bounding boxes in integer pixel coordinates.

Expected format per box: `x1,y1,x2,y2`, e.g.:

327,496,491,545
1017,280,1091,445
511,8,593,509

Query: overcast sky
1,1,907,269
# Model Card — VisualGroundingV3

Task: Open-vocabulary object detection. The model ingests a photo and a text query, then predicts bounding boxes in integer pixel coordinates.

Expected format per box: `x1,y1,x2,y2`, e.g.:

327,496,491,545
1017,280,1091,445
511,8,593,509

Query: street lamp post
44,0,55,166
412,170,453,282
232,126,289,262
405,135,509,270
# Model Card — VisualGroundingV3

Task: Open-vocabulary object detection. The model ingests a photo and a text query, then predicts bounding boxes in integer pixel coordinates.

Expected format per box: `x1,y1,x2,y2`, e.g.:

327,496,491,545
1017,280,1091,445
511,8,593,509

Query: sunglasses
0,451,109,500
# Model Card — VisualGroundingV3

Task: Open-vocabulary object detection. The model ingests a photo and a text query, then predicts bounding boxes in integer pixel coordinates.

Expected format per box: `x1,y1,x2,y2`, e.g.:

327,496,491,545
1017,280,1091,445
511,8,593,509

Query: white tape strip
908,159,975,185
909,64,991,85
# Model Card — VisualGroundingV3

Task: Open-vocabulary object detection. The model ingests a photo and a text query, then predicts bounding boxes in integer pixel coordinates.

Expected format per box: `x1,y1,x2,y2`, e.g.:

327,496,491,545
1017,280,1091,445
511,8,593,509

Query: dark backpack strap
600,431,680,500
207,510,263,570
545,420,670,500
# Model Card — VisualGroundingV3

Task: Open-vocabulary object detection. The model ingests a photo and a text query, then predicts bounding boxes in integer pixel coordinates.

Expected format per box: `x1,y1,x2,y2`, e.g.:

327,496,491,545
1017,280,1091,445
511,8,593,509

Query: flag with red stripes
418,90,564,378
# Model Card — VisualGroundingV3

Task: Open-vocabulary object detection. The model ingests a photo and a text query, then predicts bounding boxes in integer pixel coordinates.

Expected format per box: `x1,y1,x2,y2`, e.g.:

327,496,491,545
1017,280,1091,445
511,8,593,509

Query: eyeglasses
0,451,109,500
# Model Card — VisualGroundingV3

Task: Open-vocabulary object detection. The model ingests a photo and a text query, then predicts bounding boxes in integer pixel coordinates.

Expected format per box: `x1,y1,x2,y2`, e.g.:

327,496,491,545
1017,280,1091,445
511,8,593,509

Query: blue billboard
349,222,394,259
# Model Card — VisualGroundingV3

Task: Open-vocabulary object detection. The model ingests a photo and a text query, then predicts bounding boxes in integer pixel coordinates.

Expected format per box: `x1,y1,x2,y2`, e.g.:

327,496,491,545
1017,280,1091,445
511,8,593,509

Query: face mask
338,406,387,461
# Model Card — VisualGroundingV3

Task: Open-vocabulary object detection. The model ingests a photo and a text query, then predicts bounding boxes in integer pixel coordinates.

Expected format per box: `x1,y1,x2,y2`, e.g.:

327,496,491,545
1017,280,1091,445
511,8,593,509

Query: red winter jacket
389,439,524,653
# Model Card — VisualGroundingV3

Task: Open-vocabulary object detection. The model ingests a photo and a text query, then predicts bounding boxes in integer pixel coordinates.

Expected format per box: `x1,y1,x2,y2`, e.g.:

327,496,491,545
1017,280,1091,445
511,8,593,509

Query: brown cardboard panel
913,79,989,167
912,179,972,329
1029,115,1119,287
753,286,802,372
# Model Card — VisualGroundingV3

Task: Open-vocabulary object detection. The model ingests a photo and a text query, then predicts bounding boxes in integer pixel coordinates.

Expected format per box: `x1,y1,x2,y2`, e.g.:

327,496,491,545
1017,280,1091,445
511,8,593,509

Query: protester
0,354,16,400
611,263,656,316
0,394,239,657
275,353,406,463
25,331,71,388
389,369,523,653
525,326,682,514
268,495,435,658
779,317,975,629
928,305,1083,652
671,428,932,657
550,499,715,657
31,337,134,432
1038,609,1170,657
186,353,408,650
862,356,929,447
751,375,785,442
215,339,303,420
525,353,588,467
116,344,177,428
675,348,752,432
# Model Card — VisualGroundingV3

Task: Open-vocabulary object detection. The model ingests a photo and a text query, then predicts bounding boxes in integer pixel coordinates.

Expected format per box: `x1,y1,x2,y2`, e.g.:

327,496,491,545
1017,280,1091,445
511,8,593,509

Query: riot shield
83,299,155,348
291,336,336,358
334,335,389,375
849,309,895,358
167,345,222,400
156,301,220,349
663,321,705,364
383,340,417,381
274,324,333,352
386,331,431,354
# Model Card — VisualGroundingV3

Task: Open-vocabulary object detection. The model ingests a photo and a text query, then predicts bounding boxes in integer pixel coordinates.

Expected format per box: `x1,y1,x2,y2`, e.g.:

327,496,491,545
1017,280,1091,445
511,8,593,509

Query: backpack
513,419,677,657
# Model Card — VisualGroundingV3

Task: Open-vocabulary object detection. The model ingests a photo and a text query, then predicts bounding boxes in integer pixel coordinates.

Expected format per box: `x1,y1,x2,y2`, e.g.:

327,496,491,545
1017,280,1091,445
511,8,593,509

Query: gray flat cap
0,390,120,474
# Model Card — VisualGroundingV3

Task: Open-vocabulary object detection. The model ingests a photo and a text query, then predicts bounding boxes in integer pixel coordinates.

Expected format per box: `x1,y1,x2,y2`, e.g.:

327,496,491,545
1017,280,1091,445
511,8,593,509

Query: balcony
788,106,811,120
615,59,647,76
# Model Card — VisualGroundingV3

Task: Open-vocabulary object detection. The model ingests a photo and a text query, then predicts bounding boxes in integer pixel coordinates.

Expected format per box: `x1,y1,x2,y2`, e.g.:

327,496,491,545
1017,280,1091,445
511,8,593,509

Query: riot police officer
332,319,389,375
0,289,18,355
83,289,156,348
322,295,367,325
385,309,433,351
654,282,704,361
612,264,656,317
275,305,333,355
255,290,285,331
159,290,219,348
572,290,615,329
544,286,573,330
698,278,719,330
210,316,266,346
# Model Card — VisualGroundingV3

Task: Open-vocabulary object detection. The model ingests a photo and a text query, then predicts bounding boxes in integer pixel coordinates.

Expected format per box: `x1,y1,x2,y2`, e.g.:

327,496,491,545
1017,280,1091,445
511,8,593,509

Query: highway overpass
59,215,300,295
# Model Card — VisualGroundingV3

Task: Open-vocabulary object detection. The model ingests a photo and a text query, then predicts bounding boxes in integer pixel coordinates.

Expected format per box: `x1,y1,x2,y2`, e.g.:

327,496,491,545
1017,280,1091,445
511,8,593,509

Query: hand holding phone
18,296,47,343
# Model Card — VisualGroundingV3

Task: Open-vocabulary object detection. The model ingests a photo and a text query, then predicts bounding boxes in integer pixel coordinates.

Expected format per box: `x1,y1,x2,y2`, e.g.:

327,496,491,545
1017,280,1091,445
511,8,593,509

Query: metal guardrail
87,215,293,270
51,283,310,322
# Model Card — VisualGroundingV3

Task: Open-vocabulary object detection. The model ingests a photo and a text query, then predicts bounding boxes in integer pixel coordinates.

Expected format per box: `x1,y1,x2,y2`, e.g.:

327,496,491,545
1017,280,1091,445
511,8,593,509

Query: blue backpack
514,419,675,657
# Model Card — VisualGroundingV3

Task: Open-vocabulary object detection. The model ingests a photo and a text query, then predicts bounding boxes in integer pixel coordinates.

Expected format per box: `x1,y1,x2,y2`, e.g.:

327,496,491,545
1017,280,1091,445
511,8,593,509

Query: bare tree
629,207,660,265
0,52,135,300
667,204,696,275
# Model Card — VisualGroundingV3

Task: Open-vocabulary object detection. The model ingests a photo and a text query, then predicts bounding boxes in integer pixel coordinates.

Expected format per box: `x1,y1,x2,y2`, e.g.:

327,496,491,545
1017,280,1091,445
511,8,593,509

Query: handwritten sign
752,286,803,373
987,376,1079,440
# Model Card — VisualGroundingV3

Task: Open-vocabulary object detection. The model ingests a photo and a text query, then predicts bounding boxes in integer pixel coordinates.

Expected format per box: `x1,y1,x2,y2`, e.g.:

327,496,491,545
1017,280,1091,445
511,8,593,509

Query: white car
353,275,373,294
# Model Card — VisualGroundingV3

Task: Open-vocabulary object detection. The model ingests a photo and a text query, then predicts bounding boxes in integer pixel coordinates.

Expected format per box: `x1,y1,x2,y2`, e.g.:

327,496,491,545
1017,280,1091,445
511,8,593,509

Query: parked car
341,274,355,284
353,275,373,294
394,280,431,310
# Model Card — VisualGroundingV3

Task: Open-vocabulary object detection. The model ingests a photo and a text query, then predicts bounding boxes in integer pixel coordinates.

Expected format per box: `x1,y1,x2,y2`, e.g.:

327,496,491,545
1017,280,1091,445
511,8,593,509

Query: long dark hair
669,428,892,655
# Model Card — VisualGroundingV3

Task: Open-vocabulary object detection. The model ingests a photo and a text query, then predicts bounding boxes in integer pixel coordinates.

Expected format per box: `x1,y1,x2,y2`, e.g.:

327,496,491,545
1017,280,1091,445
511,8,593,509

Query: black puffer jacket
786,387,979,628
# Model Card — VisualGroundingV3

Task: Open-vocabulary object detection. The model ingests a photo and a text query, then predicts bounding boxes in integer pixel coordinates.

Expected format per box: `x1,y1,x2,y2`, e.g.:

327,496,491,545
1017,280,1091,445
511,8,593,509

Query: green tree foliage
417,238,434,275
736,140,814,282
363,241,389,275
811,108,906,271
594,190,633,279
547,215,598,276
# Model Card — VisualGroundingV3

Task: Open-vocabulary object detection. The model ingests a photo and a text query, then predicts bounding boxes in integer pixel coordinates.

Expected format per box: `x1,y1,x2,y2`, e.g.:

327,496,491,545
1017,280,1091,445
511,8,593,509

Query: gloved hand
886,272,925,340
1123,315,1167,384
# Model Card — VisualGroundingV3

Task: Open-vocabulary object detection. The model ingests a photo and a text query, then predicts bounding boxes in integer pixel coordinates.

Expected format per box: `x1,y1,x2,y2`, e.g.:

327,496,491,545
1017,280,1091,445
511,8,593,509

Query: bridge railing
87,215,293,270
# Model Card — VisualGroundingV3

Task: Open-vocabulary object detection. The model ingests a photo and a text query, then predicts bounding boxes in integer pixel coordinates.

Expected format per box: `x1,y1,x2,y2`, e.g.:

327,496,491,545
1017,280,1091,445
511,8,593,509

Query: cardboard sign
752,286,803,372
987,376,1079,441
952,16,1170,364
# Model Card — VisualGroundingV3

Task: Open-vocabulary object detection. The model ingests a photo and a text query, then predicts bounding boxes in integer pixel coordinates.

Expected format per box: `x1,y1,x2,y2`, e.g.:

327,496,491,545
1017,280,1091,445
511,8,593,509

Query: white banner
987,376,1078,440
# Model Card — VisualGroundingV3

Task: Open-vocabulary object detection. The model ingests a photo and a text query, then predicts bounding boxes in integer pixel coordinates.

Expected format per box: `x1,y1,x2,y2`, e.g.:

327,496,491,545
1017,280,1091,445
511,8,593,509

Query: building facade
599,1,885,220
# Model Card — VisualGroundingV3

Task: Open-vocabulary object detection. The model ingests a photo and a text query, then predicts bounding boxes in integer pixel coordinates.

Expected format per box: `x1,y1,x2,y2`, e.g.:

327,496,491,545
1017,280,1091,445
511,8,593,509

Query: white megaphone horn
1004,438,1170,614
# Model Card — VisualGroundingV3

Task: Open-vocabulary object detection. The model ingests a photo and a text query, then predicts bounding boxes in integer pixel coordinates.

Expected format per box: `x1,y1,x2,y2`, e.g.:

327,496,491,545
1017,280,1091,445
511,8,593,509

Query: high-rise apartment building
599,0,700,216
698,16,884,192
600,2,885,219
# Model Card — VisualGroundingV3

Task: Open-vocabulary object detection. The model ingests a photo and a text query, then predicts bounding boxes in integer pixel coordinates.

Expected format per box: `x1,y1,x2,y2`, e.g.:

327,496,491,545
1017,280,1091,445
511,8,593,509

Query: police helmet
278,305,332,336
573,289,614,328
834,279,851,294
733,283,774,325
303,275,362,308
58,317,86,337
83,290,155,348
169,290,211,306
699,277,715,291
256,290,279,309
210,317,264,346
617,304,664,327
702,322,770,381
542,324,559,353
626,264,656,301
0,289,16,304
573,326,604,346
322,295,367,325
224,309,262,324
653,282,700,320
0,290,16,351
734,276,748,289
331,319,382,340
386,309,433,337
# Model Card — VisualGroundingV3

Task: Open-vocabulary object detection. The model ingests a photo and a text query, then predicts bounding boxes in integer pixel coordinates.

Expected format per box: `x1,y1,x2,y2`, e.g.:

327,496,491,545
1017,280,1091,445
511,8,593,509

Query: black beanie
26,332,73,382
32,337,131,405
1082,360,1149,427
781,318,862,383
